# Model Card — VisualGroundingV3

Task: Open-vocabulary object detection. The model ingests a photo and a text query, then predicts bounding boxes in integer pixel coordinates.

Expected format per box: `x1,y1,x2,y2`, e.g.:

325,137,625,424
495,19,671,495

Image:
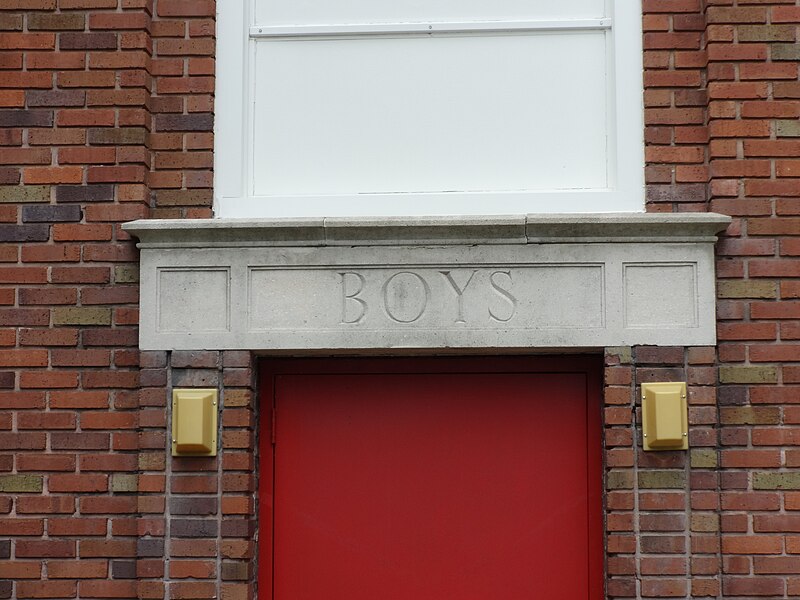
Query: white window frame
214,0,644,217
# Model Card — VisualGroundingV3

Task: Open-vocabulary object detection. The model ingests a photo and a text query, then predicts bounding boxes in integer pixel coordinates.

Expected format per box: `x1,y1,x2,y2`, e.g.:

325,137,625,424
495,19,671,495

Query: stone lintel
124,214,731,352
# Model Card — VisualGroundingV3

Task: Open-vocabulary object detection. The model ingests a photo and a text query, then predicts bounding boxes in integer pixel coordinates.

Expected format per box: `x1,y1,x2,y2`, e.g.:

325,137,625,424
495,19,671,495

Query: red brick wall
1,0,149,597
0,0,799,598
643,0,710,213
136,350,257,600
604,346,721,598
640,0,800,598
149,0,214,220
0,0,215,597
707,2,800,597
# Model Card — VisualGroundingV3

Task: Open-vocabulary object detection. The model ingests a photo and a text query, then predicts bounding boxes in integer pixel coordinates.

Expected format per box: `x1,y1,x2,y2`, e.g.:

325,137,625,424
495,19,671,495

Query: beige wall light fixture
641,382,688,451
172,389,218,456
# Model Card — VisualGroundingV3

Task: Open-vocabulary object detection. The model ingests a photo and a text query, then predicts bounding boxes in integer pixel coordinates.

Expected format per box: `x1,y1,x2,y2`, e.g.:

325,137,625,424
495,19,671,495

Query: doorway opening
258,356,603,599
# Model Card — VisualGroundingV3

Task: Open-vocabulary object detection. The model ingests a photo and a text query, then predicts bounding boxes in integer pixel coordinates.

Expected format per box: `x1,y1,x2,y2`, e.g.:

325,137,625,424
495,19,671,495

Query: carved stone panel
125,215,731,351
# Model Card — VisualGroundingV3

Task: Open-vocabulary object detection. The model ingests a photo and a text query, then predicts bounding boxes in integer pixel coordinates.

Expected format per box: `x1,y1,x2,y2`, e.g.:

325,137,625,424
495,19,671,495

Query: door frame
258,355,604,599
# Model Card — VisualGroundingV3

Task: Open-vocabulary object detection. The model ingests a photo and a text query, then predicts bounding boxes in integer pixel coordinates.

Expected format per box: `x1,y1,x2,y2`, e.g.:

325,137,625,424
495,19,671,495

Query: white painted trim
248,19,611,38
213,0,248,208
610,0,645,210
214,0,645,217
216,190,643,219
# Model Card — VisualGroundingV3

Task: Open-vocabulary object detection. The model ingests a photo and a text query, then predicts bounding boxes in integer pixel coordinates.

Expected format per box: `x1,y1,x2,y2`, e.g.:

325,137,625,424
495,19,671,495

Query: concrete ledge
124,213,731,247
124,214,731,352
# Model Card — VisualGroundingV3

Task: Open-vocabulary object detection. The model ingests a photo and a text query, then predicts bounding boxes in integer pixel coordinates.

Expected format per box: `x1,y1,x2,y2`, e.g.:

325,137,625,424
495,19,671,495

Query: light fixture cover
642,382,688,451
172,389,218,456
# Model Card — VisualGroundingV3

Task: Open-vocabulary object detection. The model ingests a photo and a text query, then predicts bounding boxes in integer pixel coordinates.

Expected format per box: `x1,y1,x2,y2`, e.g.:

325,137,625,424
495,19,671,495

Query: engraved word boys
338,269,517,325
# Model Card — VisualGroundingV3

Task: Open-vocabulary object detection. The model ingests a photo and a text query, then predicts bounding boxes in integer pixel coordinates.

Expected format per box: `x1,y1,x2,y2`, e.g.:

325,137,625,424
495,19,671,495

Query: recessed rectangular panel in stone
248,265,604,332
157,268,230,333
623,264,697,328
522,266,604,328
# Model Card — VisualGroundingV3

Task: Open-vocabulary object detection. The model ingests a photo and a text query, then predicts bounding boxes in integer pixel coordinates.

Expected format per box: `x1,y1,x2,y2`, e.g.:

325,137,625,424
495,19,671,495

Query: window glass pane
252,32,609,197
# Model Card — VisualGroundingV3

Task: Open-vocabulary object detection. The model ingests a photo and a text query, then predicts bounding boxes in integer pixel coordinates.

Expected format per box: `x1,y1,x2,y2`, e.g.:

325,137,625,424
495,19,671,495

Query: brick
88,127,147,145
777,120,800,137
53,223,112,242
751,301,800,319
51,432,109,451
16,496,75,514
708,6,767,23
16,454,75,472
27,13,85,30
16,581,77,598
52,307,112,326
0,148,51,165
171,519,219,538
26,90,85,107
110,474,138,493
0,109,52,128
723,576,785,596
19,328,77,346
738,25,795,42
78,580,137,598
754,515,800,533
0,474,43,492
16,539,76,559
47,560,108,579
638,471,686,489
158,0,215,16
59,32,118,50
721,407,781,425
49,474,107,493
751,387,800,405
0,224,49,242
155,113,213,132
754,556,800,574
0,185,50,204
0,560,41,579
773,43,800,61
754,473,800,490
719,366,778,384
717,280,777,299
171,351,219,369
0,391,45,410
0,15,23,31
81,284,139,305
22,205,82,223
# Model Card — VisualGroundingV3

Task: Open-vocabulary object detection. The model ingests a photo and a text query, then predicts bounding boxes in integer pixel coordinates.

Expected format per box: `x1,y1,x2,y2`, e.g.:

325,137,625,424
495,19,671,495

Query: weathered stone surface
124,214,730,351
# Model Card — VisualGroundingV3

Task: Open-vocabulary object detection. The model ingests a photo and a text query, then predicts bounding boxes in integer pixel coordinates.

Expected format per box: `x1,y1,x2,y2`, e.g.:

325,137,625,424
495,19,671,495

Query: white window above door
215,0,644,217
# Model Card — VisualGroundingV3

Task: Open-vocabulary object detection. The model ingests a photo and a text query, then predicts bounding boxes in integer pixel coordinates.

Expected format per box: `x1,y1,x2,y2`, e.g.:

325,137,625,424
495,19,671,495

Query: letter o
381,271,430,324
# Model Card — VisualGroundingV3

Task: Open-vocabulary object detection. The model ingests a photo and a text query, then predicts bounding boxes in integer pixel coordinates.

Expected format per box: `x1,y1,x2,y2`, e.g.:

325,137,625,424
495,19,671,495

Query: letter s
489,270,517,323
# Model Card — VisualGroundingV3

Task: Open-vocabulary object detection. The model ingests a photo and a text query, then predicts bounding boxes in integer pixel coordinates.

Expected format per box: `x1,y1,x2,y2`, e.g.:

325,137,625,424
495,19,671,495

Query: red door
259,357,602,599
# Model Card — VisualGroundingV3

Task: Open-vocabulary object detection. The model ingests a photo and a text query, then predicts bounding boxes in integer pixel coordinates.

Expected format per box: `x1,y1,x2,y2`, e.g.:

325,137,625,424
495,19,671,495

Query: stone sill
124,213,732,248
